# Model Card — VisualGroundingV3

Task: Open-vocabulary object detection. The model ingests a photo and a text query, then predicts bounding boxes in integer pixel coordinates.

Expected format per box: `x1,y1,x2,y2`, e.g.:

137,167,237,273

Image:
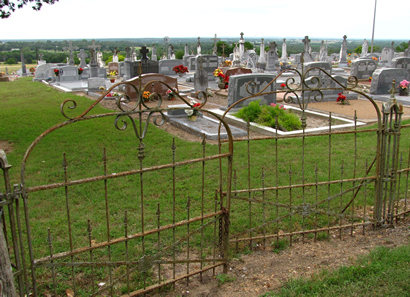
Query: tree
244,41,254,50
396,42,409,53
0,0,59,19
5,57,16,64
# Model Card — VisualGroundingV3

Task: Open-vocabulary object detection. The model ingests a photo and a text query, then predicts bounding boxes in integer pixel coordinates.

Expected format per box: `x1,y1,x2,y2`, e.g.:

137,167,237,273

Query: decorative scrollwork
60,99,78,120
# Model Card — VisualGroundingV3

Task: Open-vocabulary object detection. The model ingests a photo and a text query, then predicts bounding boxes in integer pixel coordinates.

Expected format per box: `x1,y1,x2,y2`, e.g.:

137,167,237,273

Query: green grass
262,243,410,297
1,77,410,295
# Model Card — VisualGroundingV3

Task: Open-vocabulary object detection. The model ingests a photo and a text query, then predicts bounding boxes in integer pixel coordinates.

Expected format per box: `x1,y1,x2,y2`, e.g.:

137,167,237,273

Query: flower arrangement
29,67,35,73
78,68,83,75
213,68,226,83
109,70,117,76
172,65,189,74
369,77,372,82
223,60,232,67
99,86,106,91
143,91,151,101
372,56,378,61
166,88,177,100
54,69,59,77
336,93,348,105
105,92,120,98
399,80,409,90
185,101,201,118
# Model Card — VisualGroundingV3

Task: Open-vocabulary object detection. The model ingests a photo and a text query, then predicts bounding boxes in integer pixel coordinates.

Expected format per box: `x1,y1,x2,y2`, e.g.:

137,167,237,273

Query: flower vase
218,82,225,90
188,115,197,121
399,89,408,96
178,73,184,77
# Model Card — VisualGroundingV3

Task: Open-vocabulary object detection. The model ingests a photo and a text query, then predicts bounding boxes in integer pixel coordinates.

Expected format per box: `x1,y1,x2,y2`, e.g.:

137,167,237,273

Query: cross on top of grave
77,49,88,68
211,34,220,55
302,36,311,53
63,41,79,66
88,39,101,66
197,56,205,70
38,53,44,61
221,42,227,57
240,32,244,40
269,42,277,51
198,37,201,45
125,47,131,60
140,46,149,60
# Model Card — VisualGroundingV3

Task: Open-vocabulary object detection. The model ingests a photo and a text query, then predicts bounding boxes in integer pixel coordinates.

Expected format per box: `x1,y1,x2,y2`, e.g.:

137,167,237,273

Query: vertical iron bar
314,163,318,242
47,229,57,296
156,205,160,285
186,198,190,286
200,134,206,281
396,154,403,222
363,160,368,235
275,116,279,245
404,147,410,219
288,165,292,247
124,211,130,294
213,191,217,276
352,111,357,236
327,113,332,235
171,138,176,281
246,120,252,250
102,149,113,296
301,112,306,242
87,220,95,294
340,161,344,239
63,153,76,294
262,167,266,249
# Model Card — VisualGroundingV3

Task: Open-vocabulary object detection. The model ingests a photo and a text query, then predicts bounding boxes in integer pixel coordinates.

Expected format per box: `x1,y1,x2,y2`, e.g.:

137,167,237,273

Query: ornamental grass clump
234,100,302,131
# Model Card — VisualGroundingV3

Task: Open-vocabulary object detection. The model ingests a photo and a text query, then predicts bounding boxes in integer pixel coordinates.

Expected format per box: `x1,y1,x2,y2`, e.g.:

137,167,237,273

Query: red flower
280,83,286,88
193,103,201,108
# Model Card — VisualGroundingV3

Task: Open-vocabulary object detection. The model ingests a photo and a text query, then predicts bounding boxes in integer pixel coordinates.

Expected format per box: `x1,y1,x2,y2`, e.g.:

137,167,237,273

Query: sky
0,0,409,41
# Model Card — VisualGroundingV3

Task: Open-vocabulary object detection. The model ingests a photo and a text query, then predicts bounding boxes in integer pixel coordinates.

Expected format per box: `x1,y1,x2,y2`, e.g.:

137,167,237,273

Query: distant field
1,63,39,73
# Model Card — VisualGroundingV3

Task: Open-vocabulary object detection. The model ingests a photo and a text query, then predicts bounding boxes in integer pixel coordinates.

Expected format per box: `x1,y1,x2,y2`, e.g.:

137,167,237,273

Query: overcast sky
0,0,409,41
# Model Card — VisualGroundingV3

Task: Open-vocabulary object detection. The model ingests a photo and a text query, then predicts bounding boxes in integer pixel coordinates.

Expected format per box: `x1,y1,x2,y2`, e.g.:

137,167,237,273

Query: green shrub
234,100,302,131
5,57,16,64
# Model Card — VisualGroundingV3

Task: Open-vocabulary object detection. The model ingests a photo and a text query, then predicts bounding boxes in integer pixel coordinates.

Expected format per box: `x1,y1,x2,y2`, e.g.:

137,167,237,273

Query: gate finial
388,79,397,105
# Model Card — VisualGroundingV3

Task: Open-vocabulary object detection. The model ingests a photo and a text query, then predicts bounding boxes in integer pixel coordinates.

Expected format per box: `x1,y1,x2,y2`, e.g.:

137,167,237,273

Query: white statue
362,39,368,57
281,38,288,62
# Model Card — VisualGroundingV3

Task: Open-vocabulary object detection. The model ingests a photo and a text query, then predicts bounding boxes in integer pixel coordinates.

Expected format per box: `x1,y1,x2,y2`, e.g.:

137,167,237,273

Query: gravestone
226,74,276,108
151,45,157,61
319,40,328,62
88,77,106,92
281,38,288,62
211,34,220,55
97,50,104,67
158,59,184,75
370,68,410,94
59,65,79,82
361,39,368,57
112,48,119,63
195,55,218,79
123,47,132,80
350,58,378,79
20,49,27,76
124,73,178,99
194,56,208,92
132,60,159,76
88,39,101,78
301,36,313,63
63,41,78,66
77,49,88,68
258,38,266,69
304,62,332,78
392,57,410,69
34,63,57,81
339,35,348,67
266,42,279,71
108,62,119,74
225,67,253,83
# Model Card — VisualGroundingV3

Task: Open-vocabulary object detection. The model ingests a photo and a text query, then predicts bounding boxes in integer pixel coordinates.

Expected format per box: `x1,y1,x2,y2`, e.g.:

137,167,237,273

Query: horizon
0,0,409,41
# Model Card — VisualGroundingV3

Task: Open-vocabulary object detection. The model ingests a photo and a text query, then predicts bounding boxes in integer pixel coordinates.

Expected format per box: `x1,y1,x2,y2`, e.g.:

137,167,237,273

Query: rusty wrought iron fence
218,65,410,252
1,80,233,296
1,65,410,296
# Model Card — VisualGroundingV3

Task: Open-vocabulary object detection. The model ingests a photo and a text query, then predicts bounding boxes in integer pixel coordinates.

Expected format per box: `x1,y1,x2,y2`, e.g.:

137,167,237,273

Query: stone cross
240,32,244,40
125,47,131,61
87,39,101,67
38,53,44,61
269,42,277,53
211,34,220,55
140,46,149,60
197,37,201,46
77,49,88,68
63,40,79,66
197,55,205,70
302,36,311,53
221,42,227,57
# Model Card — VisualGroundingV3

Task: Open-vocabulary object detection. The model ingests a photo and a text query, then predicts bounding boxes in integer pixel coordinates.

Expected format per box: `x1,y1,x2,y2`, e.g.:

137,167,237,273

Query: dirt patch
0,140,14,154
152,220,410,297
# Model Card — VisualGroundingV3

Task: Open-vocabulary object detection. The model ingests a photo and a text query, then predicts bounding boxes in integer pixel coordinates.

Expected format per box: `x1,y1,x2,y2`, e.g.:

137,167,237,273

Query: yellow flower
213,68,223,77
143,91,151,99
